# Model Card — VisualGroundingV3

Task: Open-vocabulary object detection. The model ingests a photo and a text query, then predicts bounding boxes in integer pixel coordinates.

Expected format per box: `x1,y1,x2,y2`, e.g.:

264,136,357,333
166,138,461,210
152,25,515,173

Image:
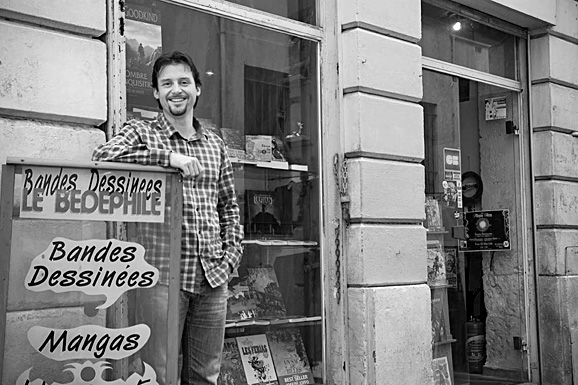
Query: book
272,136,288,162
432,356,452,385
246,190,283,237
266,329,314,385
427,240,447,287
125,1,162,120
218,338,249,385
236,334,279,385
246,135,273,161
222,127,246,151
425,195,443,230
198,118,223,138
227,265,288,321
431,288,449,343
444,247,458,289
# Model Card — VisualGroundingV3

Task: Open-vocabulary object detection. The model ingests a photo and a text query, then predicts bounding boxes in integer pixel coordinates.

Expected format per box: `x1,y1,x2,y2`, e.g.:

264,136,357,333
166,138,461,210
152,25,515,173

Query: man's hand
169,152,204,178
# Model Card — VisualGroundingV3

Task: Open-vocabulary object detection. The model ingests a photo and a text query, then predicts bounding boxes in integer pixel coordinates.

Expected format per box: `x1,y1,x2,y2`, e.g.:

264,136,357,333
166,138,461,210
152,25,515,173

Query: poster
125,2,162,120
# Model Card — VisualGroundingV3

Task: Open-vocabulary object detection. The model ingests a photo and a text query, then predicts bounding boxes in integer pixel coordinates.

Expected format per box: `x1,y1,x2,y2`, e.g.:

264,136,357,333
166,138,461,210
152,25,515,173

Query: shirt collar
154,112,208,141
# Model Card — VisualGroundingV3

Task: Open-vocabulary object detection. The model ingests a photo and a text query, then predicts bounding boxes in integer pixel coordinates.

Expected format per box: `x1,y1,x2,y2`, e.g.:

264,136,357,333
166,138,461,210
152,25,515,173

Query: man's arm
217,144,243,273
92,123,204,178
92,123,172,166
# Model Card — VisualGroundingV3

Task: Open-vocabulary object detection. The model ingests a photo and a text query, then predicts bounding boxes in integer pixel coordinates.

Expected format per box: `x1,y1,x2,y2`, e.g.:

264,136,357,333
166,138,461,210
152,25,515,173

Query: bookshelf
425,195,455,385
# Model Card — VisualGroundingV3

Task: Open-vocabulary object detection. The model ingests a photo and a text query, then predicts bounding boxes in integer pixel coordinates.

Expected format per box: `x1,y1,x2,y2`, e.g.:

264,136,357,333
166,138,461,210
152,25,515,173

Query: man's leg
180,282,228,385
137,285,188,385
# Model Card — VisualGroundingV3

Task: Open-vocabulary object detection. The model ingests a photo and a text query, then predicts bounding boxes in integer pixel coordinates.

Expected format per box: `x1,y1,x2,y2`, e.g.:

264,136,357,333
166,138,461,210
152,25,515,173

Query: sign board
461,209,511,252
19,166,166,222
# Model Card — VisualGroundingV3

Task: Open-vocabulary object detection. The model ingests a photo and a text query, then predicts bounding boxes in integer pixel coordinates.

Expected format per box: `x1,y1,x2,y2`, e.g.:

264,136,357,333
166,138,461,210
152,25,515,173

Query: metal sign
461,209,511,252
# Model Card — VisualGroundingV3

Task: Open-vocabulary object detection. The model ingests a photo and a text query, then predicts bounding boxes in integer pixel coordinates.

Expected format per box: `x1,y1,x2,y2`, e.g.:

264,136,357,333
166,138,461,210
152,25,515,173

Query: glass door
423,68,531,385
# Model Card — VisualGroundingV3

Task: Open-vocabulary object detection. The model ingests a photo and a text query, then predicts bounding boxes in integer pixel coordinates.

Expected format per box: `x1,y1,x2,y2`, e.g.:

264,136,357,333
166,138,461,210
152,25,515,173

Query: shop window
226,0,316,25
124,0,323,383
420,1,518,80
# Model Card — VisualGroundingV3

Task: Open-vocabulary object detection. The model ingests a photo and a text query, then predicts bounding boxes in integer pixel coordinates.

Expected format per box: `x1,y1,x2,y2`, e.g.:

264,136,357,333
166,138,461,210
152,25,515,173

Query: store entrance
423,69,533,385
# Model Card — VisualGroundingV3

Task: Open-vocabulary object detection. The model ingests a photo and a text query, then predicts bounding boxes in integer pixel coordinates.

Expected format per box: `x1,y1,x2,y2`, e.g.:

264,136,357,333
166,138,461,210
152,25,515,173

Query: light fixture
206,71,214,76
452,21,462,31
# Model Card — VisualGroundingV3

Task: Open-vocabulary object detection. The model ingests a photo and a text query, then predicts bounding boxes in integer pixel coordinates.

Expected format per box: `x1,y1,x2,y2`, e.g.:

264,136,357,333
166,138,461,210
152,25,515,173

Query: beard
168,103,188,116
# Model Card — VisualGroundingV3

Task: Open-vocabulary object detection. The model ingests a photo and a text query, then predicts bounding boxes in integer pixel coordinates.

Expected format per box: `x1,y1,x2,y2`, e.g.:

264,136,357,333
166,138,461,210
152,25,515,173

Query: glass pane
423,69,529,384
226,0,317,25
420,2,518,80
124,1,323,383
2,164,180,384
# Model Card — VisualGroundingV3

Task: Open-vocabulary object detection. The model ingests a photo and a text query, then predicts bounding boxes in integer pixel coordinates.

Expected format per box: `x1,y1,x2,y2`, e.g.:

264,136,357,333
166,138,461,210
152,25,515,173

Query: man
92,50,243,385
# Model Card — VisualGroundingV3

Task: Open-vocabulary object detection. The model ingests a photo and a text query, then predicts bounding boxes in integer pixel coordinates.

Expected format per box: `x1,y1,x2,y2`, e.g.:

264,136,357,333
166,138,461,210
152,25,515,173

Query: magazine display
267,329,314,385
236,334,279,385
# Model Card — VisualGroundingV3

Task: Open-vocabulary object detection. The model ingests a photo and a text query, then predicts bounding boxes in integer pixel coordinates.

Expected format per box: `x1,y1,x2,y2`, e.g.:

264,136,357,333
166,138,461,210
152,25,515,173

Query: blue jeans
136,281,228,385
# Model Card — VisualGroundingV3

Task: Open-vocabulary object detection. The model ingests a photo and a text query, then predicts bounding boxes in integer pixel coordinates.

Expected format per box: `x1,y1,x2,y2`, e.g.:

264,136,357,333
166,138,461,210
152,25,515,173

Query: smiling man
92,51,243,385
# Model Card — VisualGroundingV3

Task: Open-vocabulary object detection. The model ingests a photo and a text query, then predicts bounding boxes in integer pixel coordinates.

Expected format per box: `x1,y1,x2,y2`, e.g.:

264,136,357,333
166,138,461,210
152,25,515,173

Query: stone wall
0,0,107,382
530,0,578,383
339,0,432,384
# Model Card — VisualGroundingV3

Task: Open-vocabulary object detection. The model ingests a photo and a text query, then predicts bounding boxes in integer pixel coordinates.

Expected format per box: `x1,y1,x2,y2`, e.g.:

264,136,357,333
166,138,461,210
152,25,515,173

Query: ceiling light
452,21,462,31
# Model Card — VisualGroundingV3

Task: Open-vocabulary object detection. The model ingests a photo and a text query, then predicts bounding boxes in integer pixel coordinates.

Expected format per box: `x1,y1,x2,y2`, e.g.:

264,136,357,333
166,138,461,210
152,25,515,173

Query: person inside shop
92,50,243,385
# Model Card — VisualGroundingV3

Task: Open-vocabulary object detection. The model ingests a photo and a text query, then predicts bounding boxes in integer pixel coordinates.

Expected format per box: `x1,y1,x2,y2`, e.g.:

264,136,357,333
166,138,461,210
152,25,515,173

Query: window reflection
420,2,518,80
225,0,317,25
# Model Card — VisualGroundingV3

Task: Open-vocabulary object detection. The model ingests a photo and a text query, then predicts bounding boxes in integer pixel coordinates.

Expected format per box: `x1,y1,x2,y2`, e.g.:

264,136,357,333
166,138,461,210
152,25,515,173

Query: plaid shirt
92,113,243,293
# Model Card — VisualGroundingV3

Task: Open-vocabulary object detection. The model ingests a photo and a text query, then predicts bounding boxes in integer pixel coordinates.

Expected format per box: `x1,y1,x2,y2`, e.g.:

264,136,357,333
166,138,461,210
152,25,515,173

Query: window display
125,1,323,383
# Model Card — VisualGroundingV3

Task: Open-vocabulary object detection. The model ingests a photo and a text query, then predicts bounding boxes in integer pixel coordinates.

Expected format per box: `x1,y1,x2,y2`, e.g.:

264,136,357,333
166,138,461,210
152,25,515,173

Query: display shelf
433,338,457,347
242,239,317,246
231,158,308,172
427,229,449,235
225,315,322,329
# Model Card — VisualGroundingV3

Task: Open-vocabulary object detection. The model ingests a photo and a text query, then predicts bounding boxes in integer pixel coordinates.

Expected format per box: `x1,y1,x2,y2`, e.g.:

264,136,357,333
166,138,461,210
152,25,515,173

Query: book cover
444,247,458,289
236,334,279,385
266,329,314,385
272,136,288,162
432,356,452,385
222,127,246,150
431,288,449,343
427,240,447,287
198,118,223,138
227,265,288,321
218,338,249,385
246,135,273,162
125,1,162,120
246,190,283,237
425,195,443,230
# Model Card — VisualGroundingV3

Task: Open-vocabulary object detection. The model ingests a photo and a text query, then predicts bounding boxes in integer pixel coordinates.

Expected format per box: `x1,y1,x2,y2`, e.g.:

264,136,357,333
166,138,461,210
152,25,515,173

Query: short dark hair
151,50,202,108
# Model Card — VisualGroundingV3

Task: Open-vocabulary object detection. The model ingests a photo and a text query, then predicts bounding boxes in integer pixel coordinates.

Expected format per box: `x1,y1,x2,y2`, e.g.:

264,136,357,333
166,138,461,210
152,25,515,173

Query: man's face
154,63,200,118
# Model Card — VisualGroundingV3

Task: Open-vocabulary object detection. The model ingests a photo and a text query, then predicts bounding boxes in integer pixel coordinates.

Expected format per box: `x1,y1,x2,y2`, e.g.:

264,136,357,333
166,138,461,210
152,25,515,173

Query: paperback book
245,190,283,237
427,240,447,287
218,338,249,385
227,265,288,321
266,329,314,385
425,195,443,231
236,334,279,385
